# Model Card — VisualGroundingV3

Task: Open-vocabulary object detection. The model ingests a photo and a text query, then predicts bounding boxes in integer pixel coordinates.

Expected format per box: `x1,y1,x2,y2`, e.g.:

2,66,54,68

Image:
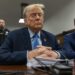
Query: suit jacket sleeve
0,32,27,65
61,34,75,59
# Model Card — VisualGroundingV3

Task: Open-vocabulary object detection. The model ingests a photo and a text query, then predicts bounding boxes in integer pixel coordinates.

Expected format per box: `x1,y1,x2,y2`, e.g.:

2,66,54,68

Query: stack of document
32,57,74,67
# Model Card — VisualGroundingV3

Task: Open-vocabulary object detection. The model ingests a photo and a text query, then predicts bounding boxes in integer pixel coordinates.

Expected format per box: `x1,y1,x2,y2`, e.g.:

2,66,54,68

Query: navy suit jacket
62,32,75,59
0,27,61,65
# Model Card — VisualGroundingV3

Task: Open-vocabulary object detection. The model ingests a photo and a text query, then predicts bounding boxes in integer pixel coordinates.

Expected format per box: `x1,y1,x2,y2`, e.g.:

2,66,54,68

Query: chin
36,25,42,28
35,26,42,31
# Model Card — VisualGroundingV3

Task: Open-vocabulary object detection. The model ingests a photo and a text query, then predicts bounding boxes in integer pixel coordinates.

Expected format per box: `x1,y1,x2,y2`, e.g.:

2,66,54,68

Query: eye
31,13,36,17
38,13,43,16
31,13,43,18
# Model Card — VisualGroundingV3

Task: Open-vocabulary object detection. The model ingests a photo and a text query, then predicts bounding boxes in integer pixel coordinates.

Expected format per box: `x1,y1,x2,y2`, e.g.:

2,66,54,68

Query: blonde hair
23,3,45,18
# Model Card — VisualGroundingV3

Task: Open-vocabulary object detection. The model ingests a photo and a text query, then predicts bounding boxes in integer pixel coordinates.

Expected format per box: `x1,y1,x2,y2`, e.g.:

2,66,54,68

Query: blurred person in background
0,19,9,46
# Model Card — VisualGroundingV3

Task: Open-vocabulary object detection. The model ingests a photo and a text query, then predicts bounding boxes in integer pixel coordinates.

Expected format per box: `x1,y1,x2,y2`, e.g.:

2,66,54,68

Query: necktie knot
32,33,39,38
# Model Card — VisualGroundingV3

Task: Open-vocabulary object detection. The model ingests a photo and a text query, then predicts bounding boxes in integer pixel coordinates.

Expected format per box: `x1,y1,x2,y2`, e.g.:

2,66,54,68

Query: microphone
59,49,70,65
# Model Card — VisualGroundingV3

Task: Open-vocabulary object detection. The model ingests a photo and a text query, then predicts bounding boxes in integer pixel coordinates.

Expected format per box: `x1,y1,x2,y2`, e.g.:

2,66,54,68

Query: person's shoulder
8,27,28,36
10,27,27,32
64,31,75,37
41,30,55,36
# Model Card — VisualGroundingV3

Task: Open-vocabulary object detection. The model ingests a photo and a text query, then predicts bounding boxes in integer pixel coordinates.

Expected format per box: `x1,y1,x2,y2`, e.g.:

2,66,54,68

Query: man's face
25,7,44,32
0,20,5,29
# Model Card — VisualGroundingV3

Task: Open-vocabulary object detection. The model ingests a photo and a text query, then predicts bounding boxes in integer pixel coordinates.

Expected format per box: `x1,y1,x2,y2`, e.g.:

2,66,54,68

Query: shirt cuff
55,51,61,59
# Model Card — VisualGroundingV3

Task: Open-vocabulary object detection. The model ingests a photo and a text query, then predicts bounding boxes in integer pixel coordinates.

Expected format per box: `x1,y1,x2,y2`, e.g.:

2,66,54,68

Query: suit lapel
22,28,32,50
22,28,51,50
40,31,49,46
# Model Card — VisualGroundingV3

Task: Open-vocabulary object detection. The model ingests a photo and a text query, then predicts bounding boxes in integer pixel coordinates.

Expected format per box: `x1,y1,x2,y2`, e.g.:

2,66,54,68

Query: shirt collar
28,28,41,38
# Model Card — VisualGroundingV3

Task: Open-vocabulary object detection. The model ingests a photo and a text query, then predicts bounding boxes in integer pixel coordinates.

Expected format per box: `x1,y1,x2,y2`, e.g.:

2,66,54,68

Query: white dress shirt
27,28,42,67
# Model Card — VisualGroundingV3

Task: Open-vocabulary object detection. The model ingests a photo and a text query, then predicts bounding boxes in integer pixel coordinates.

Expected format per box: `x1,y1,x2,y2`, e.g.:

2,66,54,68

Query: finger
46,47,52,50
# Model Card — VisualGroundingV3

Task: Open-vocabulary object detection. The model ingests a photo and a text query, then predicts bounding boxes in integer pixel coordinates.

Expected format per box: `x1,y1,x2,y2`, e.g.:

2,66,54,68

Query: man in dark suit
0,19,9,46
50,31,75,59
0,4,61,65
61,32,75,59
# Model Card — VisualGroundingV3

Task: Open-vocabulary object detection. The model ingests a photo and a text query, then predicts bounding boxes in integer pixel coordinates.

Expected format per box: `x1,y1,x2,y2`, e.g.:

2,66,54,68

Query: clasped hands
28,45,59,60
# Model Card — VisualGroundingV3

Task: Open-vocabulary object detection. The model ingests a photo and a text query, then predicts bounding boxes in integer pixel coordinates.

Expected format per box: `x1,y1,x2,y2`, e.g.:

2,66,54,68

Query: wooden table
0,65,49,75
0,65,26,71
0,65,73,75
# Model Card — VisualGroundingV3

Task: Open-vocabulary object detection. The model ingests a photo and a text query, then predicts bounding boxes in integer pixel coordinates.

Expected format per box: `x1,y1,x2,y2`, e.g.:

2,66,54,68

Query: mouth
35,22,42,25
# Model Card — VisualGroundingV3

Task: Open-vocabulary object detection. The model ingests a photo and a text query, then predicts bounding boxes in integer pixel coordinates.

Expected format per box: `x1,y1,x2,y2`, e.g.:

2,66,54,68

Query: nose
36,14,40,19
35,15,41,21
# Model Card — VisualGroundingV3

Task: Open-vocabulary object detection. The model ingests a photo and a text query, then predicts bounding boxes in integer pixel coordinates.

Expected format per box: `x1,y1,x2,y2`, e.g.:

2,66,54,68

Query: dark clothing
0,28,9,46
62,32,75,59
0,27,61,65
